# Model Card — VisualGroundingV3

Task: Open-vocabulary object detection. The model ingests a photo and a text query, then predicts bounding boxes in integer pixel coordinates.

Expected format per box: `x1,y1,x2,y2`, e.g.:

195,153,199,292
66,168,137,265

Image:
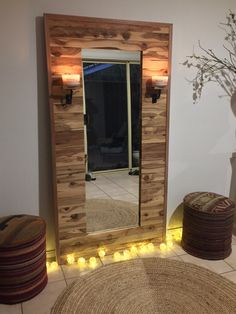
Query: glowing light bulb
98,249,106,258
123,249,131,259
50,261,58,270
113,252,121,261
166,240,173,249
147,243,154,251
130,245,138,255
89,257,97,268
77,257,86,267
67,254,75,265
46,261,50,269
139,244,147,254
160,243,167,251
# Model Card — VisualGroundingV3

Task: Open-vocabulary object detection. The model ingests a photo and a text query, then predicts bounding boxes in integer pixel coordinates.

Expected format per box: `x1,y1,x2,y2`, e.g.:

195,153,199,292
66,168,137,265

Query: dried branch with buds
183,11,236,103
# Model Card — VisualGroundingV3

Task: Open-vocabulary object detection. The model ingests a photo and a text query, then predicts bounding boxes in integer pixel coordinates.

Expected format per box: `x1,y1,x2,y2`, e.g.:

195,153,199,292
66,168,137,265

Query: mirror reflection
82,49,141,233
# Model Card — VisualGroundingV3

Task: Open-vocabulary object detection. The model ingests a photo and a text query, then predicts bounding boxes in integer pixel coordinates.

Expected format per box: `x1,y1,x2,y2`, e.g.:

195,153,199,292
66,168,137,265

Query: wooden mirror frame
44,13,172,263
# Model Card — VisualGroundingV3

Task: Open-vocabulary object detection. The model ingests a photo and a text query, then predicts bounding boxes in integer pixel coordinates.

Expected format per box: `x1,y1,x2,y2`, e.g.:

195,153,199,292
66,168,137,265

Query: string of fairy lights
46,228,182,271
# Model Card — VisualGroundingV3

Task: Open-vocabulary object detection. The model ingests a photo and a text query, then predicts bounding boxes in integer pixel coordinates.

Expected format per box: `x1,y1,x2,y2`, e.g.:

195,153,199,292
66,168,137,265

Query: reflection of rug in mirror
51,257,236,314
85,198,138,232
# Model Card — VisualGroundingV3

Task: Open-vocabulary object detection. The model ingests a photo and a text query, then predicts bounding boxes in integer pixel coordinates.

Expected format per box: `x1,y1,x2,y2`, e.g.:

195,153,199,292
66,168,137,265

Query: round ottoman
181,192,235,260
0,215,48,304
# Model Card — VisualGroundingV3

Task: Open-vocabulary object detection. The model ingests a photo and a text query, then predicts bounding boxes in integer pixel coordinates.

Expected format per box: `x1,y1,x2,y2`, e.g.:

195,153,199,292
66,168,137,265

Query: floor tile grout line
94,174,123,190
86,183,114,198
60,265,69,286
88,176,134,200
220,269,236,275
88,176,121,199
172,251,188,257
87,173,139,201
104,173,139,197
224,259,235,271
99,173,139,198
177,254,235,275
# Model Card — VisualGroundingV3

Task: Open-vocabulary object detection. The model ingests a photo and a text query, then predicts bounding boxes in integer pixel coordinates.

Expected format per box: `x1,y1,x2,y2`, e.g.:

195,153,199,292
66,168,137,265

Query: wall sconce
62,74,80,105
150,75,168,103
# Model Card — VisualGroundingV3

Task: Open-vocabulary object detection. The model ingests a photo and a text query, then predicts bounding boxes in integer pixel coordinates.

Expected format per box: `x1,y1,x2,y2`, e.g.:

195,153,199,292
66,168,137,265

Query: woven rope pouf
182,192,235,260
0,215,48,304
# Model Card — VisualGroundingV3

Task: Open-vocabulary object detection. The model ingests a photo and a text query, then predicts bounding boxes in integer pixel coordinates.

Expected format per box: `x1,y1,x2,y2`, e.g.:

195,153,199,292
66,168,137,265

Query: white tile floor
86,171,139,204
2,238,236,314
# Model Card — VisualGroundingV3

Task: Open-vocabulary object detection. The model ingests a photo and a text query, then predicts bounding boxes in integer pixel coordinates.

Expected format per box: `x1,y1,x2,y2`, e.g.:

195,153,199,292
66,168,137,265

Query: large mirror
82,49,141,233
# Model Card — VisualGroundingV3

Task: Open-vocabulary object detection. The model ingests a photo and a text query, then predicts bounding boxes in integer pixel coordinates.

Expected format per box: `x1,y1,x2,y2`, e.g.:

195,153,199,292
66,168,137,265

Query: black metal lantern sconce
147,75,168,103
61,74,81,105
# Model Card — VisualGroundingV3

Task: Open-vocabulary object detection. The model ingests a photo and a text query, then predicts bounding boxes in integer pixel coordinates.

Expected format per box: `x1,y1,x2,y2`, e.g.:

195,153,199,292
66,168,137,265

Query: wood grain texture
44,13,172,263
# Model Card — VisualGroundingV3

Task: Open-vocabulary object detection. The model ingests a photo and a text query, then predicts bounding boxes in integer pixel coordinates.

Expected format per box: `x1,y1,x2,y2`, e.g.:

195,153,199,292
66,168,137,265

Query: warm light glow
89,257,97,268
139,244,148,254
113,252,122,261
46,261,50,269
98,249,106,258
77,257,86,267
50,261,58,271
173,228,183,241
160,243,167,251
123,249,131,260
130,245,138,255
166,240,174,249
67,254,75,265
62,74,80,88
166,233,173,241
152,75,168,87
147,243,155,251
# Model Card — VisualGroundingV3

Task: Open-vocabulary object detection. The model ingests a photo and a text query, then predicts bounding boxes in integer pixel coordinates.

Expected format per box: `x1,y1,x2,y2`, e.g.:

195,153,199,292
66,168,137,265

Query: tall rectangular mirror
82,49,141,233
44,14,172,263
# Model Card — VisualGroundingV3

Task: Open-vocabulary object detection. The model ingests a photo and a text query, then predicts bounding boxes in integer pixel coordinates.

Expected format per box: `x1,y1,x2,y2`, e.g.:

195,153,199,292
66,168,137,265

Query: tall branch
183,11,236,103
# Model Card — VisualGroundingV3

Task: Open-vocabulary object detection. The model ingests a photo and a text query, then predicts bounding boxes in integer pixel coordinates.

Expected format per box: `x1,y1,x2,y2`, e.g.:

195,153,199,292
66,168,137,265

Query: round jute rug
86,198,138,232
51,258,236,314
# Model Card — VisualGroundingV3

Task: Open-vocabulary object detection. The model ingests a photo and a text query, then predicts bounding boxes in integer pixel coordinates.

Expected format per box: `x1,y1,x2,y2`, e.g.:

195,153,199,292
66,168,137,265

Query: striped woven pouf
181,192,235,260
0,215,48,304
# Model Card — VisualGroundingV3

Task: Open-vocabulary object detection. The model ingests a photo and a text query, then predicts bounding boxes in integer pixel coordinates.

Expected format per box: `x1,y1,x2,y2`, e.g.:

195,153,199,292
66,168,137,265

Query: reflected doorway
83,62,141,173
82,50,141,233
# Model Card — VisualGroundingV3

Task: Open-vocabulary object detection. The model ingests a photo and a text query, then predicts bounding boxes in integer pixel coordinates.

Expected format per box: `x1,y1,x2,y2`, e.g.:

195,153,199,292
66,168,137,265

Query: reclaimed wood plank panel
44,13,172,263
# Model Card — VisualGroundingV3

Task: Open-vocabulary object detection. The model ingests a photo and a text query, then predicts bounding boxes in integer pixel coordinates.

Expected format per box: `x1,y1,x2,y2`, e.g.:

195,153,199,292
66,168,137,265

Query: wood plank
44,13,171,263
46,14,171,32
54,113,84,131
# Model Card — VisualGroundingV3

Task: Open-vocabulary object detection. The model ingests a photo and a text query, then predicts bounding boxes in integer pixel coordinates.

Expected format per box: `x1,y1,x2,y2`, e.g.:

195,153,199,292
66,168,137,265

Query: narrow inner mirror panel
82,49,141,233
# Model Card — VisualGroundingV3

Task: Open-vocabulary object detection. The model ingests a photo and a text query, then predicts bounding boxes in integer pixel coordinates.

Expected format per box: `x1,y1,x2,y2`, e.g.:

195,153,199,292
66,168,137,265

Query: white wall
0,0,235,250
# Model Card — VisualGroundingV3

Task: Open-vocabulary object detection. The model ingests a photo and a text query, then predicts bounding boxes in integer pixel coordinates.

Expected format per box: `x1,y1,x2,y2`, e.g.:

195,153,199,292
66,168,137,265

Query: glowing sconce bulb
123,249,131,260
77,257,86,267
160,243,167,251
98,249,106,258
130,245,138,255
89,257,97,268
147,243,154,252
113,252,121,261
62,74,80,89
67,254,75,265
